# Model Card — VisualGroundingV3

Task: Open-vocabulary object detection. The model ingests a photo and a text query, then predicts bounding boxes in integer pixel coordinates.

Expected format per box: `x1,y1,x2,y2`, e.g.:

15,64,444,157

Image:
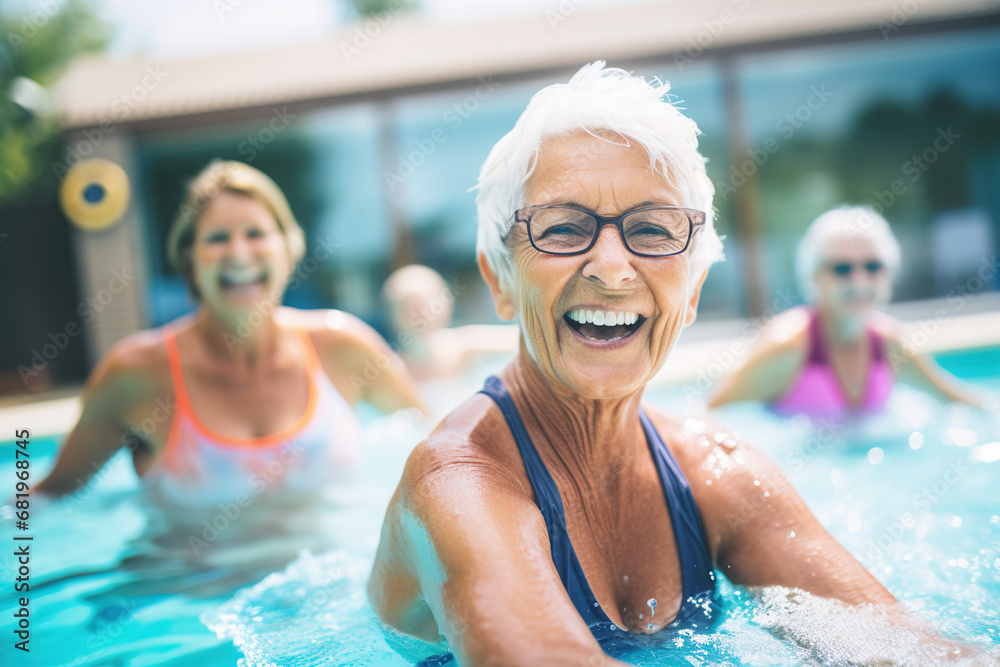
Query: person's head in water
382,264,455,340
167,160,307,319
796,205,900,320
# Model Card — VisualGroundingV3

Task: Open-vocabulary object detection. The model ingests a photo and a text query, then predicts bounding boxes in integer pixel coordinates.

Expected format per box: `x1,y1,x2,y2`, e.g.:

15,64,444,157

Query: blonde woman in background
36,160,424,507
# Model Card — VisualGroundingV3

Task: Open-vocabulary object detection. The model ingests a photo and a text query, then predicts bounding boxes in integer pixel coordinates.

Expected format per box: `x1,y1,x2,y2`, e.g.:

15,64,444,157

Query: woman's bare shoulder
95,327,172,384
639,404,738,468
398,392,529,504
77,325,175,416
278,307,382,349
868,311,905,344
754,307,812,354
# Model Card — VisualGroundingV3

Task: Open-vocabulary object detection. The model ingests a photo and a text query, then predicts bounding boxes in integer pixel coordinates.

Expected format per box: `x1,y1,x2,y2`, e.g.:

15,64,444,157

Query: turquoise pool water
2,347,999,666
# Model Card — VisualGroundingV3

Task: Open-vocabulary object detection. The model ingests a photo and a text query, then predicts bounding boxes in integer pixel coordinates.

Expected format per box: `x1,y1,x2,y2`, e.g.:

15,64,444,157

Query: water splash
647,598,657,631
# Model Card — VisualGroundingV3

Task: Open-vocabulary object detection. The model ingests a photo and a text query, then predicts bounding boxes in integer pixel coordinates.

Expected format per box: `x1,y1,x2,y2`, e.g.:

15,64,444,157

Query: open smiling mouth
219,268,267,290
563,309,646,342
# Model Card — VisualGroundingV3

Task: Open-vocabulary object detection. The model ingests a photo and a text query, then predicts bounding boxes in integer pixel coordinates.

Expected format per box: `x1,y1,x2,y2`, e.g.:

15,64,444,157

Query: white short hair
475,61,724,294
795,205,902,302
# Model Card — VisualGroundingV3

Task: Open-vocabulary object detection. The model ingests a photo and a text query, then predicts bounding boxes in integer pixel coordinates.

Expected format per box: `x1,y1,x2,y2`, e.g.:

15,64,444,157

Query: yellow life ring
59,158,130,231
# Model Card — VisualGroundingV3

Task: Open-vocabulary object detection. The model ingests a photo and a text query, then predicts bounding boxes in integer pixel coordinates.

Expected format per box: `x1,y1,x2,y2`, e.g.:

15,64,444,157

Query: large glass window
134,25,1000,337
737,27,1000,305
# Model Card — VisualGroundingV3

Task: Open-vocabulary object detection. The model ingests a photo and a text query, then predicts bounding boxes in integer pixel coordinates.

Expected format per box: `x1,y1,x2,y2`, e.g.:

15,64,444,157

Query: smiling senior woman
367,64,948,666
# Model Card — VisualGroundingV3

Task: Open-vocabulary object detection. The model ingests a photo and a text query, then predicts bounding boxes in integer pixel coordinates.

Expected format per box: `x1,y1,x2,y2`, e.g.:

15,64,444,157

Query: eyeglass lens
529,208,691,256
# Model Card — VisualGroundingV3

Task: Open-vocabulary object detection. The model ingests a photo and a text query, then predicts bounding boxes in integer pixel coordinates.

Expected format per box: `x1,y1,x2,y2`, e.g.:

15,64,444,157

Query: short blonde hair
167,160,306,297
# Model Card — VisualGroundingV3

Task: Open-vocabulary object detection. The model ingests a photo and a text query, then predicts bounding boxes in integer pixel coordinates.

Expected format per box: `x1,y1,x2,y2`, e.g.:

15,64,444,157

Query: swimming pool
2,347,998,665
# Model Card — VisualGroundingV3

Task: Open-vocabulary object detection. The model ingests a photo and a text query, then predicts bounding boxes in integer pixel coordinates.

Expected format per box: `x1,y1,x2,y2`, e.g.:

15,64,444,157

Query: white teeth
221,267,265,286
565,309,641,326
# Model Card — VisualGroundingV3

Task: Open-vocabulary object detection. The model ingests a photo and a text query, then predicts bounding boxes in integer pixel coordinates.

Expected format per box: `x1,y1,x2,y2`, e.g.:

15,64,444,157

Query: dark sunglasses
826,260,885,277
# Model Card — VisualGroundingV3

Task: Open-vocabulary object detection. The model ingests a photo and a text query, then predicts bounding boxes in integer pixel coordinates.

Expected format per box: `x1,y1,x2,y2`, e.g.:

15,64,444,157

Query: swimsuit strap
477,375,716,632
639,410,716,619
806,309,827,365
869,327,885,362
477,375,608,628
163,327,193,415
160,328,188,464
160,326,319,448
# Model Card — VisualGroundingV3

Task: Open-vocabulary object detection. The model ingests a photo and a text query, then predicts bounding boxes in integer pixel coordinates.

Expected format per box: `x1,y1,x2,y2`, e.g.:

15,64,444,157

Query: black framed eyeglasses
512,203,706,258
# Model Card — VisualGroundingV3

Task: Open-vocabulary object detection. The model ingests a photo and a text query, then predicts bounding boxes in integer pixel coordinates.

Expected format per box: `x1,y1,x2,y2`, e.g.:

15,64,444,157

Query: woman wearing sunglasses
708,205,989,415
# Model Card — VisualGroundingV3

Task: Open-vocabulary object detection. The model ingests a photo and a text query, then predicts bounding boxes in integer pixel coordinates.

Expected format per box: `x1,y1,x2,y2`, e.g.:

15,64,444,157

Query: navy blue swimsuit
416,376,717,665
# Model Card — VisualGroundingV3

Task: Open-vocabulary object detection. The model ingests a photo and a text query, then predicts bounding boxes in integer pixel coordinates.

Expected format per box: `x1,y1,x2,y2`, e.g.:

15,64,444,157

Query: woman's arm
707,314,808,410
883,333,993,409
33,336,160,497
689,433,981,660
312,310,427,415
369,417,624,666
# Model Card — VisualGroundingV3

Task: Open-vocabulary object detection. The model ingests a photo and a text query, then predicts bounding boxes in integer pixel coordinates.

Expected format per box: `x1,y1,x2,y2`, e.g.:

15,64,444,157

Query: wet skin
34,192,424,495
369,132,904,666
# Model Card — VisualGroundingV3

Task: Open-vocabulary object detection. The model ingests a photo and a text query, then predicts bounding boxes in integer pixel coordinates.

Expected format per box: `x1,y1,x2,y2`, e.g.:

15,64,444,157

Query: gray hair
795,205,902,302
474,61,724,294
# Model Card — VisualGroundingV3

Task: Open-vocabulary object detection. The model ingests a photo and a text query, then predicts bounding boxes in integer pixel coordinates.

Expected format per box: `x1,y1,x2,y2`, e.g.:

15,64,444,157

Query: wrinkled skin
366,133,966,666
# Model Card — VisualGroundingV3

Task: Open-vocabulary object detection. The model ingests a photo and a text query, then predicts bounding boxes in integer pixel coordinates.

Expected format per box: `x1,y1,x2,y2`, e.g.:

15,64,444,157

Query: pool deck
3,293,999,440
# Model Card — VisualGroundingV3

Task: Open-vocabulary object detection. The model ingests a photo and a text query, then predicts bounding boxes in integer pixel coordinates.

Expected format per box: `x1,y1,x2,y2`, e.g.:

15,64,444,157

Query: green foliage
344,0,418,19
0,0,111,204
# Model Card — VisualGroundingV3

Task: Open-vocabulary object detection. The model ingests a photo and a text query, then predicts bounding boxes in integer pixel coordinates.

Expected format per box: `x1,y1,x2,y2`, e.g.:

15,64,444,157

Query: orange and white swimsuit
141,328,361,508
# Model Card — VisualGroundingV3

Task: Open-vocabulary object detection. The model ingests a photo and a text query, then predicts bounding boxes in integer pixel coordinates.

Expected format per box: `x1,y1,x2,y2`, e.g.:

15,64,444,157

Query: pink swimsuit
141,328,361,508
772,309,893,417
